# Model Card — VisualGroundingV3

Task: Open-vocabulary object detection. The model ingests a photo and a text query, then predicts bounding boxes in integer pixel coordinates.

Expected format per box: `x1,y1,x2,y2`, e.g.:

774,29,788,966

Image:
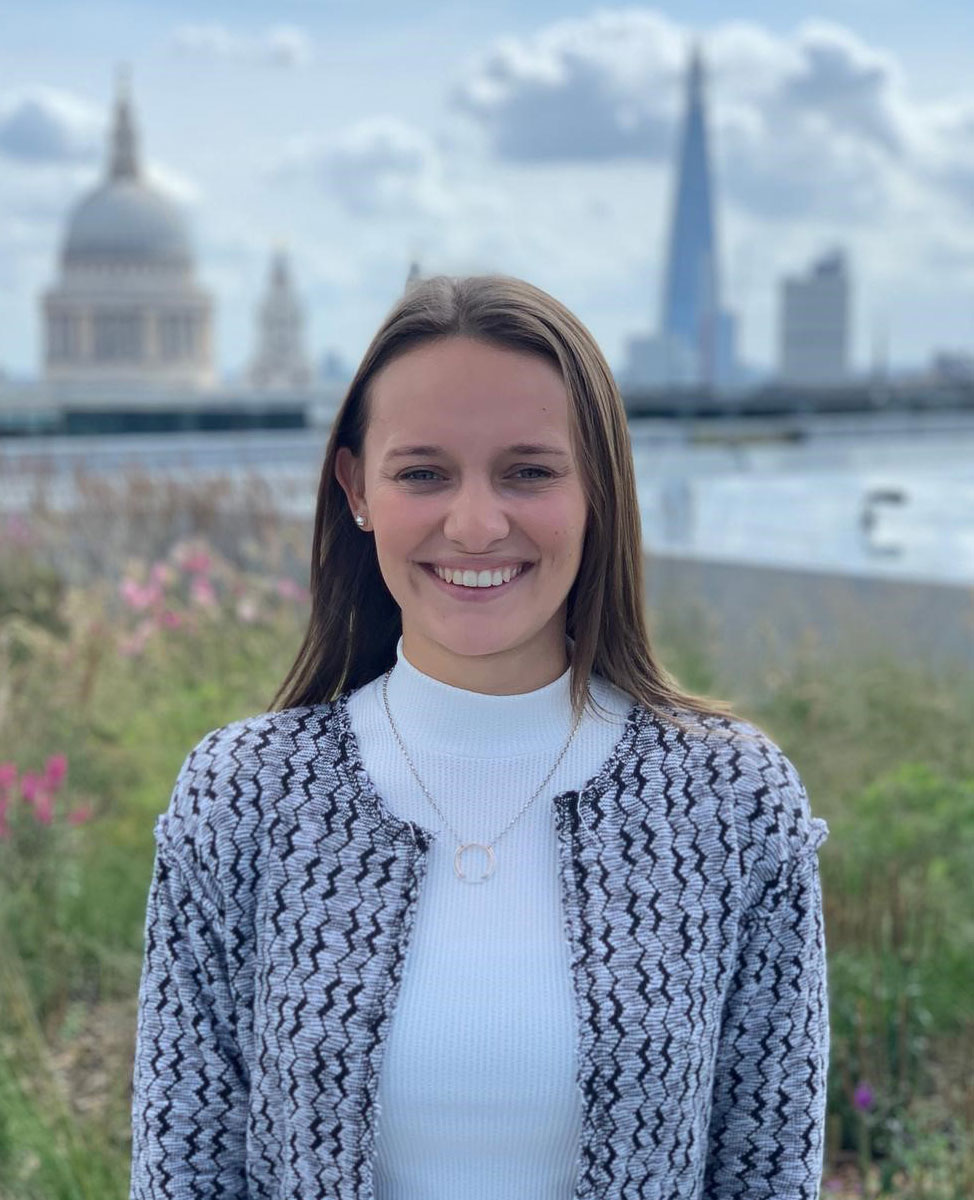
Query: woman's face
335,335,588,693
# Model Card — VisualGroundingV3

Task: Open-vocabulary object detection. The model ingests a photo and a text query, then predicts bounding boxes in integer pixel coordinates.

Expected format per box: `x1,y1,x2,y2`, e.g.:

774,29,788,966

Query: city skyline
2,2,974,381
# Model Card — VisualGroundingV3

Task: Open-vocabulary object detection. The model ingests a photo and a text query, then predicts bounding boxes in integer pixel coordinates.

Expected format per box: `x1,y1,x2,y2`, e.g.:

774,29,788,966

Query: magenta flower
159,609,183,630
120,577,163,612
190,575,218,609
19,771,41,803
0,762,16,793
853,1082,874,1112
33,790,55,826
182,550,212,574
43,754,68,791
67,804,94,827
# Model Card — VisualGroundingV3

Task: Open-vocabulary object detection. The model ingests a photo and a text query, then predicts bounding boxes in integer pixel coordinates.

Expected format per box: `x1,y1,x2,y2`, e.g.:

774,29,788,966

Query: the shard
660,45,722,388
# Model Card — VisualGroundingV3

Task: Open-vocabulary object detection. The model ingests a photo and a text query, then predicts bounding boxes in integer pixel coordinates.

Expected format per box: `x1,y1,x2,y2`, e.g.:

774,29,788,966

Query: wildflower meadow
0,469,971,1199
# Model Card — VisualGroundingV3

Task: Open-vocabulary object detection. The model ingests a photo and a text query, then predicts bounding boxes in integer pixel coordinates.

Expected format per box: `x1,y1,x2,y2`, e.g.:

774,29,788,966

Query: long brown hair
272,274,739,734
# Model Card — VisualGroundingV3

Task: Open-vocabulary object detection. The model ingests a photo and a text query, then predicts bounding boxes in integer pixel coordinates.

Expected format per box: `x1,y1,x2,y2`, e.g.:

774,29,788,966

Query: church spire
109,64,140,182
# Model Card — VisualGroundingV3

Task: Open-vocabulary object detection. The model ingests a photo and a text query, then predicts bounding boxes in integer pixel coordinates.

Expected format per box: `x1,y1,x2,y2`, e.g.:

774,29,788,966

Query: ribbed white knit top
345,636,636,1199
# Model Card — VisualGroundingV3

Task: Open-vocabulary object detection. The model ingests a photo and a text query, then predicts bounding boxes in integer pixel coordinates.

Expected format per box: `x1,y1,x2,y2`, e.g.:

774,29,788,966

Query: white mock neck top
345,636,636,1199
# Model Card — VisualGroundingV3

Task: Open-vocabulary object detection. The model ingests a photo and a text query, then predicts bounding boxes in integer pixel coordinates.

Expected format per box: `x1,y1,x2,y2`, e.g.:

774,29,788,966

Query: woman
129,275,831,1200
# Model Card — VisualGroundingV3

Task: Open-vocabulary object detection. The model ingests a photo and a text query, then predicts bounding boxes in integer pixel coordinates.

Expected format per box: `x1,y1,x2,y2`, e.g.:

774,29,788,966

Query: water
1,412,972,586
629,416,974,585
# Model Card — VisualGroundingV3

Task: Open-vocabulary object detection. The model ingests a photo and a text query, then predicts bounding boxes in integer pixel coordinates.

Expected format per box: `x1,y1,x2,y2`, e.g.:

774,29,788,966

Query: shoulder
630,703,829,900
154,701,346,888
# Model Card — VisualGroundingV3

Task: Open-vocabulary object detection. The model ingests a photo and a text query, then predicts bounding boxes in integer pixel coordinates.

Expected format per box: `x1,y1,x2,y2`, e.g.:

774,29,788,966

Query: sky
1,0,973,382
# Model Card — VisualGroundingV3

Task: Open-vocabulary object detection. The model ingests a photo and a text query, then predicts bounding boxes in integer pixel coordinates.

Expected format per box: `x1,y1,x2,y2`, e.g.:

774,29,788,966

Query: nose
442,476,511,548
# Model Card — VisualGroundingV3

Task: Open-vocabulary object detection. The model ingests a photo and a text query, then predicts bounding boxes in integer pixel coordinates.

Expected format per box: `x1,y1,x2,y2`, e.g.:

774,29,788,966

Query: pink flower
149,561,176,588
67,804,94,827
120,577,163,612
275,577,307,603
19,771,41,803
182,550,212,574
190,575,218,609
32,791,55,826
853,1082,874,1112
0,762,17,793
159,609,183,630
43,754,68,791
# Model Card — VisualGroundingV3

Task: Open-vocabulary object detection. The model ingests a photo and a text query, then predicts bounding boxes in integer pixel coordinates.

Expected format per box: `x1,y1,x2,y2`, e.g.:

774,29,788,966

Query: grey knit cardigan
129,691,831,1200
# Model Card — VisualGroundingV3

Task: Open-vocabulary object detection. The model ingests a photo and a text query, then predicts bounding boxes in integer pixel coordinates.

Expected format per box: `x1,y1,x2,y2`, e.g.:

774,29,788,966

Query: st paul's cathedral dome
42,72,214,391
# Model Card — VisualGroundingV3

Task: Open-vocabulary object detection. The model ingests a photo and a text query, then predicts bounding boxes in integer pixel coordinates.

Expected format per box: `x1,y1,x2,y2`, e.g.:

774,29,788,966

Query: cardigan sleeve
702,814,831,1200
129,818,249,1199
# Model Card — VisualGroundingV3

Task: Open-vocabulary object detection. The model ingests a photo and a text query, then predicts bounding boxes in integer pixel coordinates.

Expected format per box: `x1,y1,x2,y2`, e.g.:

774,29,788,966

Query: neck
383,636,578,757
400,626,571,696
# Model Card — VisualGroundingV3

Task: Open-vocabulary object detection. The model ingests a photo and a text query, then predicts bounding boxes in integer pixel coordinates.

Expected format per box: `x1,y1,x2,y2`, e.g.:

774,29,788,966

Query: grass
0,474,971,1199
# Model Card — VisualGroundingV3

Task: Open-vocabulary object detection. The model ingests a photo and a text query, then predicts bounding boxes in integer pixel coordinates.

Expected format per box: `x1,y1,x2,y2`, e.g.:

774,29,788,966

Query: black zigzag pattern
130,694,829,1200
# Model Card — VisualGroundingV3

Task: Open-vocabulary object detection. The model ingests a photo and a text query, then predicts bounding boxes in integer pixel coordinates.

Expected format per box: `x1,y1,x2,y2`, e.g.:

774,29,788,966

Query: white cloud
453,10,684,162
171,23,314,69
0,87,102,165
144,161,203,208
269,116,503,222
452,8,974,228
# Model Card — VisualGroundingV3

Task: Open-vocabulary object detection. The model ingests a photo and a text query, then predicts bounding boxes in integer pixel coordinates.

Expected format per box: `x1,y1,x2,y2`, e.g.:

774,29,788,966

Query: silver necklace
381,666,583,883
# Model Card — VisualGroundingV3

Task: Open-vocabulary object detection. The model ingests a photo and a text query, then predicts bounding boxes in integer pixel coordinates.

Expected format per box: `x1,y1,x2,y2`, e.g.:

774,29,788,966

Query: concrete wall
642,552,973,685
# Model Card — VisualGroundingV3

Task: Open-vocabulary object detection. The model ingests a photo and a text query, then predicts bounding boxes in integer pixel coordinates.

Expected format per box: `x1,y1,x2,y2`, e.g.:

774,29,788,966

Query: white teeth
432,563,525,588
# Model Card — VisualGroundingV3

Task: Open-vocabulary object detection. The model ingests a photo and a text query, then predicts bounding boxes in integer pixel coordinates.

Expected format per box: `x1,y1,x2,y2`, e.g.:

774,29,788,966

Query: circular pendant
454,841,495,883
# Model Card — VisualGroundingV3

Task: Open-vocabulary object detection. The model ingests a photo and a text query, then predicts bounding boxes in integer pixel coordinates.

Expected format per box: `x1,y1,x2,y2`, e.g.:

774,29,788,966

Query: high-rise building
41,69,215,392
660,46,737,389
778,250,850,386
404,259,423,293
624,45,738,391
247,246,313,392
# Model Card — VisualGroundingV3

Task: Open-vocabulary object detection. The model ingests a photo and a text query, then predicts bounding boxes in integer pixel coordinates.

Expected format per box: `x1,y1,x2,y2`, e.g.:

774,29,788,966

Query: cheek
541,503,588,564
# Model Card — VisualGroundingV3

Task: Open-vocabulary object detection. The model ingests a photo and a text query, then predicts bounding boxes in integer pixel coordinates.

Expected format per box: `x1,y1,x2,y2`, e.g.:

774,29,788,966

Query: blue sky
2,1,973,380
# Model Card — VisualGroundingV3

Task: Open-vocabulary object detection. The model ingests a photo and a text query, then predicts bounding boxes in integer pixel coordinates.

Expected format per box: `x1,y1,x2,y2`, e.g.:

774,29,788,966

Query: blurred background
0,2,971,1197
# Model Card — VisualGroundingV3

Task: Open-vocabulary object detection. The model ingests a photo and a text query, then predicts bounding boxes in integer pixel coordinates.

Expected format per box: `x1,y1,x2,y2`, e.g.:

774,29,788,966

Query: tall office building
660,46,737,388
42,70,215,391
778,250,850,386
625,45,738,391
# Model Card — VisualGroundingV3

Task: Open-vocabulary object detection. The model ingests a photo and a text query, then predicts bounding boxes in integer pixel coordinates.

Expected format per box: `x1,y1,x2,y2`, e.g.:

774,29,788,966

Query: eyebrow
383,443,570,460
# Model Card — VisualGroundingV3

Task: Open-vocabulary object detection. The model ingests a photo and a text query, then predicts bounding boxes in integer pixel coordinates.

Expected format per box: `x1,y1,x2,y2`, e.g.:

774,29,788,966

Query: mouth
419,561,533,596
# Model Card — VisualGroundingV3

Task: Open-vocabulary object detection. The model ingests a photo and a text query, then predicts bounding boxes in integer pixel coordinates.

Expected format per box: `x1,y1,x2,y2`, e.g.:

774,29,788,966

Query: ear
335,446,367,518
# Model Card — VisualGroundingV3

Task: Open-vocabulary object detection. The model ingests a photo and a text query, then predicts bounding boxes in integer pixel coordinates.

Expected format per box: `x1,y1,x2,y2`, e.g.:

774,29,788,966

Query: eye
398,469,441,482
397,466,554,482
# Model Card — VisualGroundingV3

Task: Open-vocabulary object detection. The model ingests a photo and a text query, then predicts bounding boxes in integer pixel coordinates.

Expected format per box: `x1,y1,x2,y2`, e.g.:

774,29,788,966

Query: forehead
366,337,572,448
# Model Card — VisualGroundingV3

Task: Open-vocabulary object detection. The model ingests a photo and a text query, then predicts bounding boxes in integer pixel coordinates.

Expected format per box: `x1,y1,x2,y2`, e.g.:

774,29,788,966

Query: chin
413,614,553,661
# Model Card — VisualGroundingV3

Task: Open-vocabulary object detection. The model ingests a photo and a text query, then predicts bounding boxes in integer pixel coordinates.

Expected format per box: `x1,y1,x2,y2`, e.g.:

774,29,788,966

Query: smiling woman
332,334,590,693
275,273,735,722
130,274,832,1200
